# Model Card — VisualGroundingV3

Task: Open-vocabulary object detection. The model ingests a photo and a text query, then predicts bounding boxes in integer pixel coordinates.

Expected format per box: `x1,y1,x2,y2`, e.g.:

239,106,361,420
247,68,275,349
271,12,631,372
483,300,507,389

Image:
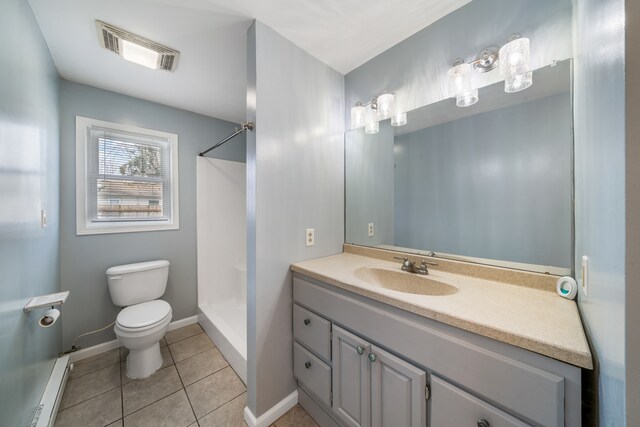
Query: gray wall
393,93,572,268
246,21,344,416
345,122,395,246
59,80,245,349
345,0,573,127
573,0,626,424
0,0,61,425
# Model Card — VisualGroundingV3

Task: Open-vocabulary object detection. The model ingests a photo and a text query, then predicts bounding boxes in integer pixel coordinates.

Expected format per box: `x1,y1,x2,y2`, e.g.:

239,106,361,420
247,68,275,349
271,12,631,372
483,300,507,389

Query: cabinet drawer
431,376,530,427
294,304,331,361
294,342,332,407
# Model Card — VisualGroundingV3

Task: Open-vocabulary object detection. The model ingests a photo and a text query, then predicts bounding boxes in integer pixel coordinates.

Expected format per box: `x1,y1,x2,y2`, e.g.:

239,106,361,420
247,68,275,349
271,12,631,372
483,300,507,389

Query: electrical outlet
41,209,47,228
581,255,589,296
306,228,315,247
368,223,374,237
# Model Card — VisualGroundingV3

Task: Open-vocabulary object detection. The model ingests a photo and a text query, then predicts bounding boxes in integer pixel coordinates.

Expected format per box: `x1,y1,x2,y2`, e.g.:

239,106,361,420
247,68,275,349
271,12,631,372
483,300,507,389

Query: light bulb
499,35,532,93
447,62,478,107
376,93,395,120
350,103,365,129
364,105,379,134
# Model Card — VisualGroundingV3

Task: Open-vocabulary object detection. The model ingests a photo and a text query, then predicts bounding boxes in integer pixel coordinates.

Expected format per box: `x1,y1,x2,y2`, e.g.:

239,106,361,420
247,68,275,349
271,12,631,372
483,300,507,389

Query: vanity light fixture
448,33,532,106
499,34,532,93
351,92,407,131
447,59,478,107
96,20,180,71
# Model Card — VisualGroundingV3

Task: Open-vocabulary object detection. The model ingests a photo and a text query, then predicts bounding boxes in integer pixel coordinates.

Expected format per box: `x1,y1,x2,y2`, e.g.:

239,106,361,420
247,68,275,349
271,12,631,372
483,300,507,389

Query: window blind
88,126,172,222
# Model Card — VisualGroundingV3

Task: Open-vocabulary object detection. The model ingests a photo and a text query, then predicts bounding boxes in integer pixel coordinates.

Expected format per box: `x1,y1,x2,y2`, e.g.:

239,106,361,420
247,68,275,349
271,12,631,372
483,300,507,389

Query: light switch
41,209,47,228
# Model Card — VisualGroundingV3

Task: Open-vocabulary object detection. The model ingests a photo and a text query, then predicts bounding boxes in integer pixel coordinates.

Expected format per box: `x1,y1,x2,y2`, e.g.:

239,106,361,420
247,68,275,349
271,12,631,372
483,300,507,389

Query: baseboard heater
29,355,70,427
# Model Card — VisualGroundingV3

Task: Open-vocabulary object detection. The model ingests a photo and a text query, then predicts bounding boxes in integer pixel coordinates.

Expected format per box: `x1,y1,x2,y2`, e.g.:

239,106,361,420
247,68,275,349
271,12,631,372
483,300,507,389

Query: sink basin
354,267,458,296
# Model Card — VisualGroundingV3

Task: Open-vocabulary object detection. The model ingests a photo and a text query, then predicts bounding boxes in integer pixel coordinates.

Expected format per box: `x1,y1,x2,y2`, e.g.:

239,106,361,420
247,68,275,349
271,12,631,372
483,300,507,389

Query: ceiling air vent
95,20,180,72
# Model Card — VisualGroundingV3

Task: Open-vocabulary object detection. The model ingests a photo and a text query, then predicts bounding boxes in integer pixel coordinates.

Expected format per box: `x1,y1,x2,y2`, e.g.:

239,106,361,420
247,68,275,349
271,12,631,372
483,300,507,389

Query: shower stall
196,156,247,383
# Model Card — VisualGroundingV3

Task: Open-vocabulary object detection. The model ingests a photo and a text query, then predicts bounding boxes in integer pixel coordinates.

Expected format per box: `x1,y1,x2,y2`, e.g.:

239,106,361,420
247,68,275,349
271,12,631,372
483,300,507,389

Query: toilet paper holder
23,291,69,312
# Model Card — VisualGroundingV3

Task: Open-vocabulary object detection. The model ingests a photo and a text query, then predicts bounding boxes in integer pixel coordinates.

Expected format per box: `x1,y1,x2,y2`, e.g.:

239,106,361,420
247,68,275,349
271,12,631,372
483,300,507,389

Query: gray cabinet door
370,345,426,427
332,325,371,427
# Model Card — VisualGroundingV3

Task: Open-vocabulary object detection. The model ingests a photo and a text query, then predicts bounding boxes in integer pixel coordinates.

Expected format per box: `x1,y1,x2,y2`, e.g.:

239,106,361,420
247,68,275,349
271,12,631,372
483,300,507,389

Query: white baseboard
244,390,298,427
69,315,199,363
167,315,198,331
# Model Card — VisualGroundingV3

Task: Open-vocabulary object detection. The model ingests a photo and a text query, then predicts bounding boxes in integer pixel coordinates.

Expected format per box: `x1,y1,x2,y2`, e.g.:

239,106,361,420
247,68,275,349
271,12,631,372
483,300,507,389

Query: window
76,116,179,235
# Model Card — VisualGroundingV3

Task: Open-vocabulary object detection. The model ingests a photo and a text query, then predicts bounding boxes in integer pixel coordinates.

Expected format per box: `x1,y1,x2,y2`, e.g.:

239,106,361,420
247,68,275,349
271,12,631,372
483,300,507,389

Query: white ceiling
28,0,470,123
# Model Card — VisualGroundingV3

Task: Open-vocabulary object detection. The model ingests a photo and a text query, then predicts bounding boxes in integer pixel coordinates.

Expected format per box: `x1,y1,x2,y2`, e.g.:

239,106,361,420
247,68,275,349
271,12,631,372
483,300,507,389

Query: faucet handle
421,260,438,267
393,256,408,261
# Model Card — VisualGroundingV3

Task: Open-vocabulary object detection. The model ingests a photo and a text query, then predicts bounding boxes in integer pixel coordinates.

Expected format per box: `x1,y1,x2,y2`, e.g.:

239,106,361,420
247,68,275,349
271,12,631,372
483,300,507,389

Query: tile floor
55,323,318,427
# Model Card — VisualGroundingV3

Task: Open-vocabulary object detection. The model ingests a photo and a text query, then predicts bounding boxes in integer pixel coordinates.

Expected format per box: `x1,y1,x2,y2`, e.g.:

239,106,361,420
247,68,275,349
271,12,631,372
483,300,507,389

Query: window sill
76,222,179,236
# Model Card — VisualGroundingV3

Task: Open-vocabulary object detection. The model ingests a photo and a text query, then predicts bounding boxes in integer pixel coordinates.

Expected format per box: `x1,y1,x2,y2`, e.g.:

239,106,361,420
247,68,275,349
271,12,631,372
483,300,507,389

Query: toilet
106,260,172,379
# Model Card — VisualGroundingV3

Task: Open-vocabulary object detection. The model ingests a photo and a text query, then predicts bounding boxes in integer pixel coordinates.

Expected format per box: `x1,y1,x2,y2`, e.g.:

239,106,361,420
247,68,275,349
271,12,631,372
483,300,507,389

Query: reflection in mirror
346,60,573,274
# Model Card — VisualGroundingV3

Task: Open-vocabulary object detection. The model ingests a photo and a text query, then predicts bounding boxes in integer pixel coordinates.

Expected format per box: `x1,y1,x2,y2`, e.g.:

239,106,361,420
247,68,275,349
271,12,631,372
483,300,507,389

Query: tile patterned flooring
55,323,318,427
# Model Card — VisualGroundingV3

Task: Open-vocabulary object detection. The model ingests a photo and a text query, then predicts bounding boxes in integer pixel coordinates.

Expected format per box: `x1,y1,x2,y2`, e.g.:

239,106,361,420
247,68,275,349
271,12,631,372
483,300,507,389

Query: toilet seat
117,300,171,332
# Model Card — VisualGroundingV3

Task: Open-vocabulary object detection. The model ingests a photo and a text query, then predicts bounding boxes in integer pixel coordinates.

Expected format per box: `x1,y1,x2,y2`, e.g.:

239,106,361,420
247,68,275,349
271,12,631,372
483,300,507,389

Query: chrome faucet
393,257,438,275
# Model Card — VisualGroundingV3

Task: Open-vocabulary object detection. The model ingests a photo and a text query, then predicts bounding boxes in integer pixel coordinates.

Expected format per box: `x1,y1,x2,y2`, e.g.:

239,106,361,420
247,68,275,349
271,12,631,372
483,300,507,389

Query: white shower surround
196,157,247,383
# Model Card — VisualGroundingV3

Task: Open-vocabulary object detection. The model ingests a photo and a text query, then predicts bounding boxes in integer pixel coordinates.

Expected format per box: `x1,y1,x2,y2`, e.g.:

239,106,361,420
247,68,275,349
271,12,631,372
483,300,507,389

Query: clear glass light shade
364,105,379,134
391,112,407,127
447,63,478,107
121,39,159,69
376,93,395,120
504,72,533,93
350,104,365,129
499,37,532,93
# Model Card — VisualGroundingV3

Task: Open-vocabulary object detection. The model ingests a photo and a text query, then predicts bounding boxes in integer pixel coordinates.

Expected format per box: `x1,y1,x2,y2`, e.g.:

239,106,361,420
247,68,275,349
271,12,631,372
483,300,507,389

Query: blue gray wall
393,93,572,268
573,0,626,423
345,122,395,246
59,80,245,349
246,21,344,417
0,0,61,425
345,0,573,127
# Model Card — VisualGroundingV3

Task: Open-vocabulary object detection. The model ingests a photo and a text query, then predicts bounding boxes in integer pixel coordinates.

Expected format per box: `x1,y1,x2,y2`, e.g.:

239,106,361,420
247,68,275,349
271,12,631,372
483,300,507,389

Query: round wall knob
305,361,312,369
356,346,364,355
304,318,311,325
368,353,377,362
477,420,490,427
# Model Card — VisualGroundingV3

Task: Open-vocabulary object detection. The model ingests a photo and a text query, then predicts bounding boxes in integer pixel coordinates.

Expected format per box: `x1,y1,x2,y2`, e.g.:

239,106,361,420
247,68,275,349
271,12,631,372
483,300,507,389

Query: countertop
291,252,592,369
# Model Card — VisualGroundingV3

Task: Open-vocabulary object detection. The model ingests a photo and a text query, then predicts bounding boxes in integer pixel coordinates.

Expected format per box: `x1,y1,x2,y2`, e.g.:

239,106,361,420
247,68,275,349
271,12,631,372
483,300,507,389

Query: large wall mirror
345,60,573,274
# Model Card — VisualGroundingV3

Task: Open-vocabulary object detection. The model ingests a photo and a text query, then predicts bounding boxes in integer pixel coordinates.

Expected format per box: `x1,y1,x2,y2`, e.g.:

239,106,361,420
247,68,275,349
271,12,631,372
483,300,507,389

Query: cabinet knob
304,361,312,369
303,318,311,325
356,346,364,355
368,353,377,362
477,420,490,427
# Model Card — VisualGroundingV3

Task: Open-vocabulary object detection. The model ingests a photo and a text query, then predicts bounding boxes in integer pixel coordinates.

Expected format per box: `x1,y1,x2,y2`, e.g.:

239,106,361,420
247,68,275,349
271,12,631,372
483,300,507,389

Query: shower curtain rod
199,121,254,157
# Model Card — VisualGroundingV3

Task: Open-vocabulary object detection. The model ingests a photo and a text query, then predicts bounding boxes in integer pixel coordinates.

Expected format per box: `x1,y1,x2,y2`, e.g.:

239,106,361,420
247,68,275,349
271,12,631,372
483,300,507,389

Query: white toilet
106,260,172,379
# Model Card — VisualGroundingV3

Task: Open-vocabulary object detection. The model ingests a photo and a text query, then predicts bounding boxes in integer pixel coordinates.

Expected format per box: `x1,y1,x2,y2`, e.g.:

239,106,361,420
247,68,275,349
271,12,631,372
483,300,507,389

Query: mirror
345,60,573,274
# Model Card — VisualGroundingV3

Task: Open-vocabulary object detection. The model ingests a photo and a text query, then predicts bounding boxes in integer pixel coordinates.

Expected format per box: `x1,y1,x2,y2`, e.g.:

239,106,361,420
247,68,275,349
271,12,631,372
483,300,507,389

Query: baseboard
69,315,199,363
243,390,298,427
167,315,198,331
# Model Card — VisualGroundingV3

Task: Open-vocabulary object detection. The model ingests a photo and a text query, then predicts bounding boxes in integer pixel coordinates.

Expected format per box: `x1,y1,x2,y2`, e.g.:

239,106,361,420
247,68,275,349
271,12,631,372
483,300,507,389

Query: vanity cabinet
292,273,583,427
331,325,426,427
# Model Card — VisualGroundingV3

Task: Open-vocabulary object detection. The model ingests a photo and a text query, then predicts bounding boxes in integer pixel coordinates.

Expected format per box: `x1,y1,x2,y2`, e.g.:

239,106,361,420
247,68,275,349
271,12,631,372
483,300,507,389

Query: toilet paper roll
39,308,60,328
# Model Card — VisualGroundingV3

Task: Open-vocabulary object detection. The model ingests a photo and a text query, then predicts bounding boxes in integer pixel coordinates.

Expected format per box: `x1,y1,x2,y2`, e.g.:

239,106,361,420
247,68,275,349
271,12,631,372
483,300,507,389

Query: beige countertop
291,252,592,369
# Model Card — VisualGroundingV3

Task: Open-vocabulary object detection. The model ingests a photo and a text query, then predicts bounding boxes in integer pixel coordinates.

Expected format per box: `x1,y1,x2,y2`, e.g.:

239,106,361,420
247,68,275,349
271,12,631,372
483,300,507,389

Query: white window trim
76,116,180,235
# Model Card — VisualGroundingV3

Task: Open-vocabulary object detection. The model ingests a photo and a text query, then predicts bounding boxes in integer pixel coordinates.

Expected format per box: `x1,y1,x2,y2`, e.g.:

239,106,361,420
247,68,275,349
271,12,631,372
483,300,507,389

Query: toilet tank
106,260,170,306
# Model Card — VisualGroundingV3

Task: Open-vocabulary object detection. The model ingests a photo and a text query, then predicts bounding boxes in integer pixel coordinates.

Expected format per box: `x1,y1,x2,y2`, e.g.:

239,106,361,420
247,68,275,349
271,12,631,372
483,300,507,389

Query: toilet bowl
115,300,172,379
106,260,172,379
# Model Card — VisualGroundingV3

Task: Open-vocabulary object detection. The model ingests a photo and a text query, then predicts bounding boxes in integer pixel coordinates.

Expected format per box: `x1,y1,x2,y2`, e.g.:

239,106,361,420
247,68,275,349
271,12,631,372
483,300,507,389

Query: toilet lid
117,300,171,329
